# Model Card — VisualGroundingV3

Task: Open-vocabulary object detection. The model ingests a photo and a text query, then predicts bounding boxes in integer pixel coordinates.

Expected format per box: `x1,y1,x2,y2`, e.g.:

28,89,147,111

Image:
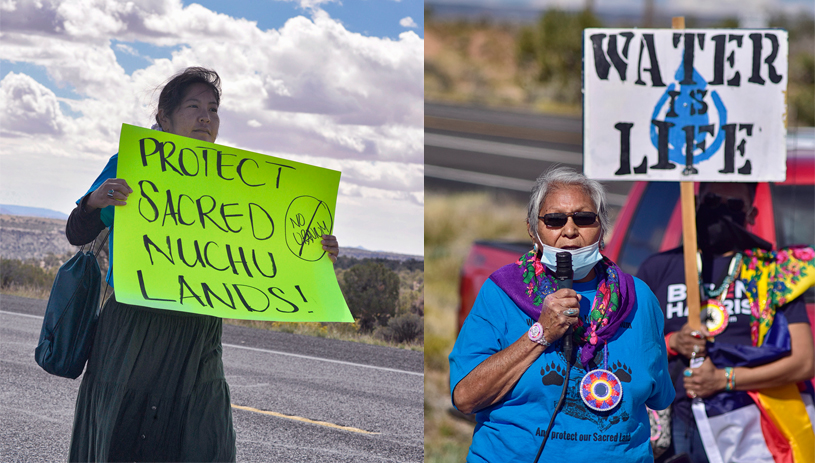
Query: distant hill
0,204,69,220
426,2,749,26
0,215,77,261
340,246,423,262
0,214,422,262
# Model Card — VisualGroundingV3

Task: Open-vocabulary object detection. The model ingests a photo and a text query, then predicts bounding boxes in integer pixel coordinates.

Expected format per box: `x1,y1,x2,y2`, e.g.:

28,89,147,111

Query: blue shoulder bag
35,230,109,379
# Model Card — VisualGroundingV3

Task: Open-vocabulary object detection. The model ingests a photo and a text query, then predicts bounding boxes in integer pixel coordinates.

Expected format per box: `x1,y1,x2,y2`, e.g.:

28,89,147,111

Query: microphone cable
533,251,577,463
533,329,575,463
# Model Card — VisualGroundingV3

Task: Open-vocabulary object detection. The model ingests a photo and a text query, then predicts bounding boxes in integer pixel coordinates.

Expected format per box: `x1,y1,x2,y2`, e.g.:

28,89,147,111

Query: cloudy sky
0,0,423,256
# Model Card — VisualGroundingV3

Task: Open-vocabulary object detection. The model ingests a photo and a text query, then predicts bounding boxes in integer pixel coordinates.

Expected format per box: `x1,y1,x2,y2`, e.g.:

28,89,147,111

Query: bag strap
90,228,111,311
77,228,110,254
92,228,111,255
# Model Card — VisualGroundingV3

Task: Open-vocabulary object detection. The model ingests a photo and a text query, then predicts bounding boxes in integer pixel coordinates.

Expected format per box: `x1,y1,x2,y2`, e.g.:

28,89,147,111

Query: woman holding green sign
65,67,340,462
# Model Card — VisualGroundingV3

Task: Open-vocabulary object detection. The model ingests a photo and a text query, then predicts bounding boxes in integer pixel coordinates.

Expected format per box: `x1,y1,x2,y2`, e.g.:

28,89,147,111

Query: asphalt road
425,102,634,208
0,295,424,462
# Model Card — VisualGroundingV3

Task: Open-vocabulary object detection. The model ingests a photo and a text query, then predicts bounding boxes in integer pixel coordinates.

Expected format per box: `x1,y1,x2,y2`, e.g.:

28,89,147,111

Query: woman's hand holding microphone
537,289,582,345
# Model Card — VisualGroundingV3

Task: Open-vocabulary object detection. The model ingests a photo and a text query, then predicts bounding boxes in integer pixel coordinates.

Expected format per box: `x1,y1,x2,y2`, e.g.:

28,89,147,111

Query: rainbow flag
692,383,815,463
693,242,815,463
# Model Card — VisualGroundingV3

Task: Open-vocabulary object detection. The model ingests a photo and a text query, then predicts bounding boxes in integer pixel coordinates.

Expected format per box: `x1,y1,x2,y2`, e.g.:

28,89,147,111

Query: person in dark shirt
637,182,815,463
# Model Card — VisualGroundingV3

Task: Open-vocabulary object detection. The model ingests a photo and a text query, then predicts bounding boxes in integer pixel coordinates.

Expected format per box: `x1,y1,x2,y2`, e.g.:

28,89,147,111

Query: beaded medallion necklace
697,252,742,336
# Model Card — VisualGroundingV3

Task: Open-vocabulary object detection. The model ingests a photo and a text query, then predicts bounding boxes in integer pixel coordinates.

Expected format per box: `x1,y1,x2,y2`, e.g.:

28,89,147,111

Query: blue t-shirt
449,276,674,463
77,154,118,286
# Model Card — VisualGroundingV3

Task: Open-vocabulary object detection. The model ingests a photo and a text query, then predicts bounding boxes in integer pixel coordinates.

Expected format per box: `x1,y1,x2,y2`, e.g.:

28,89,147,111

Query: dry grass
223,319,423,351
425,23,523,107
0,285,52,300
424,192,530,462
2,282,113,307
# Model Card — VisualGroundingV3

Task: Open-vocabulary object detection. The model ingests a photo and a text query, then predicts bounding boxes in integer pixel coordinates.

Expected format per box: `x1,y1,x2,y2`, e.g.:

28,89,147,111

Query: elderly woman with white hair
449,167,674,462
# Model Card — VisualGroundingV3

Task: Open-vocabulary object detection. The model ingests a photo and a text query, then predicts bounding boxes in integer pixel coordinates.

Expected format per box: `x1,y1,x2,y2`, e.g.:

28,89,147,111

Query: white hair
527,166,609,246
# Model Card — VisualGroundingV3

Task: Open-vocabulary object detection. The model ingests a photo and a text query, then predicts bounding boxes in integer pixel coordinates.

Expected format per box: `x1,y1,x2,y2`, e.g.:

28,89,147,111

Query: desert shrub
340,261,400,332
412,292,424,316
376,313,424,344
517,8,602,104
0,259,56,289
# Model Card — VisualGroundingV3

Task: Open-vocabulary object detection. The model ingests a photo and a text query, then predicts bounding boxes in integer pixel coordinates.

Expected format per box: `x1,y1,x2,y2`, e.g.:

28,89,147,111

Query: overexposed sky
0,0,424,256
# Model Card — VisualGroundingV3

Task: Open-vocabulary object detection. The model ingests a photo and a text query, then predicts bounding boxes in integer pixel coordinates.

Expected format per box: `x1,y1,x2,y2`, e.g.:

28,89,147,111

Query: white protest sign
583,28,788,182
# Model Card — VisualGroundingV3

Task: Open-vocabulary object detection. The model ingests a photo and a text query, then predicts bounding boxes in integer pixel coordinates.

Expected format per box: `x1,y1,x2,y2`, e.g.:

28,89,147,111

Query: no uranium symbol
285,196,334,262
650,60,728,174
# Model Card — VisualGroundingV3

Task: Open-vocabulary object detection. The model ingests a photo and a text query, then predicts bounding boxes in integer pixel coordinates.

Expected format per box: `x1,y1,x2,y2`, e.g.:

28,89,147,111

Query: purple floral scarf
490,250,637,368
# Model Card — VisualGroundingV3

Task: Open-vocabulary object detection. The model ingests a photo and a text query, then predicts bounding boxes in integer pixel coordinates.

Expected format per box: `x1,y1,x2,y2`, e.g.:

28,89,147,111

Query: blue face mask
539,240,602,280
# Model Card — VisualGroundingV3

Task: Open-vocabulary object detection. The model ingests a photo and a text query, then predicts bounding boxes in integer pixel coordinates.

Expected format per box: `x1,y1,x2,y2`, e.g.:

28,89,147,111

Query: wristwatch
528,322,551,348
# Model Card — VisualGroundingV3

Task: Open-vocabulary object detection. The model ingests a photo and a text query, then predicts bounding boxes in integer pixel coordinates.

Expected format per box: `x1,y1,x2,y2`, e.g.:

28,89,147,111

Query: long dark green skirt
68,295,236,462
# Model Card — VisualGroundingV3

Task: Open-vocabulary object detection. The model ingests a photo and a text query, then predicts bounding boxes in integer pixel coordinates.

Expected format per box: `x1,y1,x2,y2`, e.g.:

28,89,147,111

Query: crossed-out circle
284,196,334,262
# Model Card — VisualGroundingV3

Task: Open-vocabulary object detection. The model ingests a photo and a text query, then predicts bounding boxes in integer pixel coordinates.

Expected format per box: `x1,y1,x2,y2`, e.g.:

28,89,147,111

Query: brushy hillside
425,9,815,126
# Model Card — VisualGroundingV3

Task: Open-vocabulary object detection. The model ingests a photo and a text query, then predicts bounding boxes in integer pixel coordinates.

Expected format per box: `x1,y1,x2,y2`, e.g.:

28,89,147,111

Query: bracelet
665,332,679,357
649,409,662,441
528,323,552,348
724,367,736,391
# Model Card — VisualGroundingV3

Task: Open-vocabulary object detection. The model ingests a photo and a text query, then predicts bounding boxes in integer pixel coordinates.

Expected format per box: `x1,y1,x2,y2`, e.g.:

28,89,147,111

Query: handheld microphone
555,252,573,289
555,252,574,362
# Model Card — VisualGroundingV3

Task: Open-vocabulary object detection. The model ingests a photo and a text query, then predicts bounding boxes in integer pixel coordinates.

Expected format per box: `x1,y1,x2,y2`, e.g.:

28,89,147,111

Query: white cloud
115,43,140,56
0,0,423,255
297,0,340,10
0,72,67,135
399,16,417,28
339,183,424,207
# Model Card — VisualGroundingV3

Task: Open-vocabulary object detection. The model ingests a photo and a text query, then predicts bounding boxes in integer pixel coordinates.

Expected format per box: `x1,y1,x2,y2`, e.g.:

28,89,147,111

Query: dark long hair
155,67,221,128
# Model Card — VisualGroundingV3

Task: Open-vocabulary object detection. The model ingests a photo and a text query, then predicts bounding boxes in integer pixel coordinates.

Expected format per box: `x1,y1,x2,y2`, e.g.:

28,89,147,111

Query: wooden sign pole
681,183,701,330
673,16,702,331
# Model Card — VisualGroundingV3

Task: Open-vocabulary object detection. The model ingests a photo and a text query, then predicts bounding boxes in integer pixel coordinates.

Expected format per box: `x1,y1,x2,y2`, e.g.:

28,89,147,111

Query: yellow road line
231,404,380,435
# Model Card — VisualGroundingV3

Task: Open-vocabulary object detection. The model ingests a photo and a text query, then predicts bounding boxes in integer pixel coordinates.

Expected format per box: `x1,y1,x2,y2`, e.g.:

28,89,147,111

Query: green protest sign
112,124,353,322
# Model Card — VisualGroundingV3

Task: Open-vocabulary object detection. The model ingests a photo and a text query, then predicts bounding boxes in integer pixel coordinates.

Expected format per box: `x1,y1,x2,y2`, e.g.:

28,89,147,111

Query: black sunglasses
539,211,598,228
702,192,746,212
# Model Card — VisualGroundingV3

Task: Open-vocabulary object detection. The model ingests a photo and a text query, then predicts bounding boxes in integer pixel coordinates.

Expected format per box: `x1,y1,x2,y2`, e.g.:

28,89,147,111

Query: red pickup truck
457,137,815,370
